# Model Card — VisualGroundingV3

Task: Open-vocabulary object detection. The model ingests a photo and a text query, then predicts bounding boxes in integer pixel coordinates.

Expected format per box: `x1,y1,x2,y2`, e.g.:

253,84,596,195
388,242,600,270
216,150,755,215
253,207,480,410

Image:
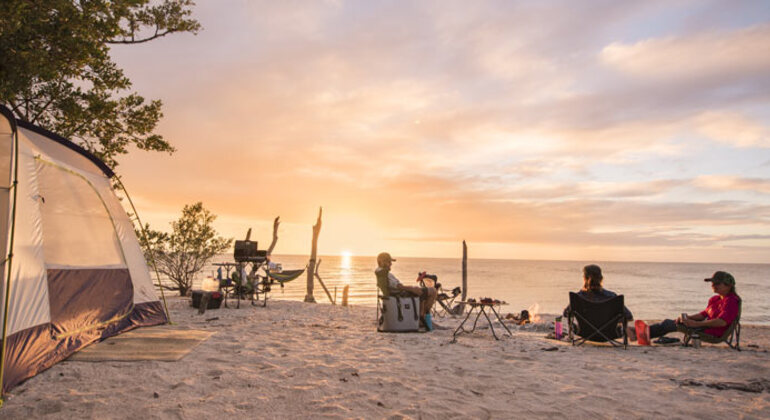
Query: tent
0,105,168,394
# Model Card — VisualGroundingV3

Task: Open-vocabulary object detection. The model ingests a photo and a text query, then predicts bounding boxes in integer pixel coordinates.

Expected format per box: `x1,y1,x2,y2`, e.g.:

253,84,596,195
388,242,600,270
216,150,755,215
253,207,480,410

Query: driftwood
266,217,280,255
304,207,322,303
673,378,770,393
314,259,335,304
454,240,467,314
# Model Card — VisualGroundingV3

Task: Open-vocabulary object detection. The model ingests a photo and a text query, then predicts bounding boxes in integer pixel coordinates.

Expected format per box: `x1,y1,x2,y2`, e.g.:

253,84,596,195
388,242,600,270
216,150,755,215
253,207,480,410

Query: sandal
653,336,680,345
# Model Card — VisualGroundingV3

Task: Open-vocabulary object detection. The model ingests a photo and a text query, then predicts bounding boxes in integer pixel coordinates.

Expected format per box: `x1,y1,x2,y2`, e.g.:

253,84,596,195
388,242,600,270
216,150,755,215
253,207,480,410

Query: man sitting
375,252,437,327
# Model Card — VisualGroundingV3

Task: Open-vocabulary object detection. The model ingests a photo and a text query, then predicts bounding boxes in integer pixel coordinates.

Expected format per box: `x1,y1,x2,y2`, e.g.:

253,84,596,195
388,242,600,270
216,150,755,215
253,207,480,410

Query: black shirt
563,289,633,320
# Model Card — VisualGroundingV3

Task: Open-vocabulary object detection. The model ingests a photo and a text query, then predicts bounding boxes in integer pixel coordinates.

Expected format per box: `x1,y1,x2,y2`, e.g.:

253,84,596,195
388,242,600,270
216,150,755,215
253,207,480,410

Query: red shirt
698,293,740,337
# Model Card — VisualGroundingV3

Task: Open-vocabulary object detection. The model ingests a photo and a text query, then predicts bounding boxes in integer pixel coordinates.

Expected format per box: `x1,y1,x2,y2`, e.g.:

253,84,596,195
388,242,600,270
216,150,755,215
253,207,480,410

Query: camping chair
415,273,462,318
433,284,463,318
682,300,742,351
567,292,628,349
375,269,420,332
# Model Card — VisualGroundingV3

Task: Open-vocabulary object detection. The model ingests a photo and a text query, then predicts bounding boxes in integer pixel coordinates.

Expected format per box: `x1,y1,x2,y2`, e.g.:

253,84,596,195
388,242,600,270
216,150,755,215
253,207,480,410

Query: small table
452,301,513,342
213,262,238,308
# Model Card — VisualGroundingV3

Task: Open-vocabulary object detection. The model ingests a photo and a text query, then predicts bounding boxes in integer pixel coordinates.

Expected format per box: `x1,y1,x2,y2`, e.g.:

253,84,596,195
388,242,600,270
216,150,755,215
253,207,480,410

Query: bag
191,290,223,309
635,320,651,346
378,295,420,332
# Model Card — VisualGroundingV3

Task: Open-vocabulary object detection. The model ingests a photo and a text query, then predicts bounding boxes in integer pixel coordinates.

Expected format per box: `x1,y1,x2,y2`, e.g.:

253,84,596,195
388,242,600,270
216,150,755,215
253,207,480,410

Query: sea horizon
268,253,770,266
189,254,770,326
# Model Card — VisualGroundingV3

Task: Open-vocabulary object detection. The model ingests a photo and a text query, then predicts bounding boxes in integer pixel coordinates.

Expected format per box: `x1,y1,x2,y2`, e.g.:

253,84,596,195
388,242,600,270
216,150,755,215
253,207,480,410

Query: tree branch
106,29,175,44
266,216,280,255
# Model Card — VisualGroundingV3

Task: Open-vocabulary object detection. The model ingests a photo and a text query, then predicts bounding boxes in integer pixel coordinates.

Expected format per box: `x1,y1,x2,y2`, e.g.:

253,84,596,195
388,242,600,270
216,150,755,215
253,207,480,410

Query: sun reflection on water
340,251,352,269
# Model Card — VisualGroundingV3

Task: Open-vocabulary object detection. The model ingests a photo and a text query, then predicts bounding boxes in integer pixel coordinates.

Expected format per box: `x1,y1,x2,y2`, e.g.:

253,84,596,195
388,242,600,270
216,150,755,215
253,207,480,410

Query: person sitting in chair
375,252,437,325
631,271,740,341
563,264,633,335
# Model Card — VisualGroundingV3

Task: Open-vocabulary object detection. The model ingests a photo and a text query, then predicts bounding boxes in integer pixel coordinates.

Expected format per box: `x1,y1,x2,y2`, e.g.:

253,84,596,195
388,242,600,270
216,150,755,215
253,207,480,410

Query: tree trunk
460,240,467,312
266,216,280,255
304,207,322,303
452,241,468,315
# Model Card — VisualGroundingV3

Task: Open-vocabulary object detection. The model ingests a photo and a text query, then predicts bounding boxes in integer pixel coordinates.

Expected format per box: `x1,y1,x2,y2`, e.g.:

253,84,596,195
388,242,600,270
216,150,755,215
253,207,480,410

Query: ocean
185,255,770,325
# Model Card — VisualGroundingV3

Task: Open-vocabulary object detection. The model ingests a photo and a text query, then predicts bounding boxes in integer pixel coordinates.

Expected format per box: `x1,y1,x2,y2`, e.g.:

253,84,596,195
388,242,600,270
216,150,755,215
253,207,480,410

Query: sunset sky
111,1,770,263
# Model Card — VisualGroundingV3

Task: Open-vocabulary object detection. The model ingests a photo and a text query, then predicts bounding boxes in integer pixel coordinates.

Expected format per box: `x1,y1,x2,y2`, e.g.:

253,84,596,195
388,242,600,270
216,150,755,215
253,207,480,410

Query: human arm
623,306,633,321
683,296,738,328
676,313,705,324
683,317,726,328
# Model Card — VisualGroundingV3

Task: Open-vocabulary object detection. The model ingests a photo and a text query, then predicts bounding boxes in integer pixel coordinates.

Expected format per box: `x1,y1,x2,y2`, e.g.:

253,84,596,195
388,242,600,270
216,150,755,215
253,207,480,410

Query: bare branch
266,216,280,255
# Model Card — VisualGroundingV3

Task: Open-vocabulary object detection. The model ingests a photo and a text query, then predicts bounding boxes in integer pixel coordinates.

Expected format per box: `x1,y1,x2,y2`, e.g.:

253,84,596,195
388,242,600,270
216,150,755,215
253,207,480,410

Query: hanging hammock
266,269,305,284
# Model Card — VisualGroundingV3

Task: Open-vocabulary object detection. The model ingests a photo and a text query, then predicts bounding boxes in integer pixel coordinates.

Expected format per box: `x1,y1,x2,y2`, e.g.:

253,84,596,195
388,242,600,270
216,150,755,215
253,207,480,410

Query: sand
2,296,769,419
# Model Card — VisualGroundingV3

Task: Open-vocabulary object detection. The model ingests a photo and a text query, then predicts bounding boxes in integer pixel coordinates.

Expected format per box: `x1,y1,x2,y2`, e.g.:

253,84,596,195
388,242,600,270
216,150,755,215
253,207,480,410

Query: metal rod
0,123,20,399
114,176,171,323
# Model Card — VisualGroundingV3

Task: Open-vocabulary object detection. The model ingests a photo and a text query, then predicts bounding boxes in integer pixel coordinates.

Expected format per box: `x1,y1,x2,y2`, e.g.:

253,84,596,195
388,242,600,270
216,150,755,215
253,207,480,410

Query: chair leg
623,319,628,350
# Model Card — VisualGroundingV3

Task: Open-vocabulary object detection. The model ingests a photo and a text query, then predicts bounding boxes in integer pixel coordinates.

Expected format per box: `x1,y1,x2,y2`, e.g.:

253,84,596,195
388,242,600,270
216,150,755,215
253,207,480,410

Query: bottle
555,316,562,340
692,333,701,349
424,313,433,331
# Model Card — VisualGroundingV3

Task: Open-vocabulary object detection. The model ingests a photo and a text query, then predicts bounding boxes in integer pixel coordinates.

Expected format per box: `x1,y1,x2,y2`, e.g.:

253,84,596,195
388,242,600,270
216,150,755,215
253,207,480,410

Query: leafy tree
138,202,232,296
0,0,200,168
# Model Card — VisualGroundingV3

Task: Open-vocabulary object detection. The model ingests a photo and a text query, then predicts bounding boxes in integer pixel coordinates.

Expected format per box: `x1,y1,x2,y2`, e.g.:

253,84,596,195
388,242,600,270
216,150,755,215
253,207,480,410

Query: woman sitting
636,271,740,341
563,264,633,335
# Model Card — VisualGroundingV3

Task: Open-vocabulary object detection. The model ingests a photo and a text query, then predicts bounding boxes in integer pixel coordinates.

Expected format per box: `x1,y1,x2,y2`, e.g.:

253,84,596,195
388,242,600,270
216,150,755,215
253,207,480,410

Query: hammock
267,269,305,284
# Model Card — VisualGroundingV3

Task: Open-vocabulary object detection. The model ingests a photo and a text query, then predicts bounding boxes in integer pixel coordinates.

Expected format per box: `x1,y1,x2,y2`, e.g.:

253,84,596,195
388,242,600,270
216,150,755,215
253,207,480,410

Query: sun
340,250,353,269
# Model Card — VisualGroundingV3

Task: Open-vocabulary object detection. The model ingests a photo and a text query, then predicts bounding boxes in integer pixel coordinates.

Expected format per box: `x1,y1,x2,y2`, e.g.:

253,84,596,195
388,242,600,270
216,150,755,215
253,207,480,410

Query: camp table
212,262,238,307
451,300,513,342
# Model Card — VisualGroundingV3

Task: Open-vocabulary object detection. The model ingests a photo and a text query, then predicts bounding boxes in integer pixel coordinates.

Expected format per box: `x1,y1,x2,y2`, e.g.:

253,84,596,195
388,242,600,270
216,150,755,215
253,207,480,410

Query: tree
138,202,232,296
0,0,200,168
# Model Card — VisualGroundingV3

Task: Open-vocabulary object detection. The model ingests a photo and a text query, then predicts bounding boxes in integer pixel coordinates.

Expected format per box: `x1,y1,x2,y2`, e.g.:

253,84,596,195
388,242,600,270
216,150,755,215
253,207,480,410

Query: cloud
692,111,770,148
600,24,770,82
694,175,770,194
110,1,770,262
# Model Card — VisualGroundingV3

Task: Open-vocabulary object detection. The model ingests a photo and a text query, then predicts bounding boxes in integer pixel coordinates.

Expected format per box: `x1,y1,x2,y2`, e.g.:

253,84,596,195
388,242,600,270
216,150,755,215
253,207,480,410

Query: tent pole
114,177,172,324
0,124,20,403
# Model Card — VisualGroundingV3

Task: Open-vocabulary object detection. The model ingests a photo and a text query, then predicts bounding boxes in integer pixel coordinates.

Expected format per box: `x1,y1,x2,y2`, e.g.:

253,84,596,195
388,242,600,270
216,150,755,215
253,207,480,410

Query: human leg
649,319,678,338
422,286,437,317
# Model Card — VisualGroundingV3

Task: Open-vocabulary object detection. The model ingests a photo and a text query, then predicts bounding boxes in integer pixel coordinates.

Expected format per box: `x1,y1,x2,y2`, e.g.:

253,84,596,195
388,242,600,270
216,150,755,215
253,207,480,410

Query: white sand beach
3,297,769,419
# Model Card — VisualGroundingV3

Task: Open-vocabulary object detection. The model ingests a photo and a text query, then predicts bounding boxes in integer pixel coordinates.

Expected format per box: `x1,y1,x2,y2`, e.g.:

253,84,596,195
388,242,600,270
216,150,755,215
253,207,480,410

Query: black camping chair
567,292,628,349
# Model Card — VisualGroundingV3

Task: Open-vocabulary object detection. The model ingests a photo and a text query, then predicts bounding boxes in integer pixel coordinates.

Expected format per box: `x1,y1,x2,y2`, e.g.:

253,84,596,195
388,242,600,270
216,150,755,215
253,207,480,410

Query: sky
110,0,770,263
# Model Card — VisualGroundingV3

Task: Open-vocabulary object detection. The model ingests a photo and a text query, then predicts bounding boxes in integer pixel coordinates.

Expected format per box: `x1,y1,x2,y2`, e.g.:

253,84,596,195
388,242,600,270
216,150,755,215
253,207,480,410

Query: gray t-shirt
375,267,403,293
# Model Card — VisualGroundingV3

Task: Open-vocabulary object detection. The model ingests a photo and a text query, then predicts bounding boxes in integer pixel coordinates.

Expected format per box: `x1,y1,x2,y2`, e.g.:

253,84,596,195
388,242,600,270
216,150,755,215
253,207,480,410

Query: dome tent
0,105,168,394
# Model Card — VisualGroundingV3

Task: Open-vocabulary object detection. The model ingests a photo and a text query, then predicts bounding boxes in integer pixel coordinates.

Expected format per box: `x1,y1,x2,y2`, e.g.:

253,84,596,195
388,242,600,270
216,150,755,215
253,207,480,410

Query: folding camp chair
433,284,463,318
414,273,462,318
375,269,420,332
682,299,742,351
567,292,628,349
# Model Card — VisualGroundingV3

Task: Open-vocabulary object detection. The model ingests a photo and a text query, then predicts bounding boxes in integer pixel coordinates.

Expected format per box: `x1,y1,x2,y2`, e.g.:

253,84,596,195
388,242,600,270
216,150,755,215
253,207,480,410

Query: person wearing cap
637,271,741,340
375,252,437,325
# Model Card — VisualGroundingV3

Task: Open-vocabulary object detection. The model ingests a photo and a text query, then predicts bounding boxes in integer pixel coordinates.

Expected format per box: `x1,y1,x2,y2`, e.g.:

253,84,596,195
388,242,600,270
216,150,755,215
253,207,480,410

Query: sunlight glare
340,250,353,270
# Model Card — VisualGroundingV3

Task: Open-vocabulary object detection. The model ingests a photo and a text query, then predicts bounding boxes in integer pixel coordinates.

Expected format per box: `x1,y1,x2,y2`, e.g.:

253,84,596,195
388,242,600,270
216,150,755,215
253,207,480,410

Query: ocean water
186,255,770,325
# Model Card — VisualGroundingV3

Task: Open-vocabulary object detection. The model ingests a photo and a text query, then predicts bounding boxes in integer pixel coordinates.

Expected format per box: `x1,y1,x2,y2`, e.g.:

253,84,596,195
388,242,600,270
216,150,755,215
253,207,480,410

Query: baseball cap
704,271,735,286
377,252,396,266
